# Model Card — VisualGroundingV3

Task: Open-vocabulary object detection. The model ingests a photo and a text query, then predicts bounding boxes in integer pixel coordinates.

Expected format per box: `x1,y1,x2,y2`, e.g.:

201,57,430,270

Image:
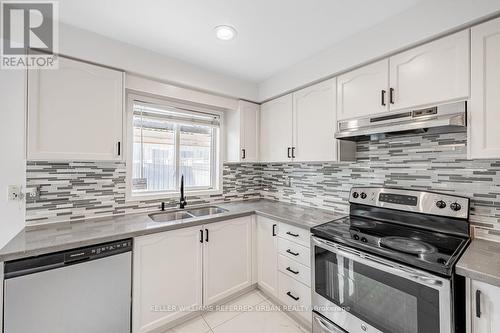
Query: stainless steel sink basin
148,206,228,222
187,206,228,217
148,210,195,222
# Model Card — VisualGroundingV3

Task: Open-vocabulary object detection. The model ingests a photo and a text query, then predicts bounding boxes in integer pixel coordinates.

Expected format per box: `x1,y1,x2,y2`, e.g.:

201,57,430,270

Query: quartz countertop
456,239,500,287
0,199,346,262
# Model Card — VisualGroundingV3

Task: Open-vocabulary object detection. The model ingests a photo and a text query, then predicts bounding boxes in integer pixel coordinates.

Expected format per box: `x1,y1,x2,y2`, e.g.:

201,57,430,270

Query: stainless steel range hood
335,101,467,141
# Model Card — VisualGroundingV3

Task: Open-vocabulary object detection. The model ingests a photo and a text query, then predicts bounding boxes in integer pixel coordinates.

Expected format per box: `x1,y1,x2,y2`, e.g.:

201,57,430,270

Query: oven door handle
312,237,448,290
313,314,347,333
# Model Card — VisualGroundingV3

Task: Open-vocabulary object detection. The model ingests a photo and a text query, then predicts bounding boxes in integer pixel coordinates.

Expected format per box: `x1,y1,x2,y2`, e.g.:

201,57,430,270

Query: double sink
149,206,228,223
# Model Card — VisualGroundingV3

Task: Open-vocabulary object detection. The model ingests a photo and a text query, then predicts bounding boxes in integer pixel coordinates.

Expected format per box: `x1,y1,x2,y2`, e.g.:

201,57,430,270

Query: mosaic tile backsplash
26,131,500,241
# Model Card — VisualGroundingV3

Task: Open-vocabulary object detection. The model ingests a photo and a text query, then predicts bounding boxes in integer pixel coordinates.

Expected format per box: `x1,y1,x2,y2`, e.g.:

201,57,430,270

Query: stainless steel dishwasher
3,239,132,333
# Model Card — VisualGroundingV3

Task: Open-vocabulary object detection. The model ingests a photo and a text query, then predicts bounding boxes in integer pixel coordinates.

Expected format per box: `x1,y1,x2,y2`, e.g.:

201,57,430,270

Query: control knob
353,234,360,240
436,200,446,209
352,192,359,199
360,192,367,199
450,202,462,211
360,237,368,243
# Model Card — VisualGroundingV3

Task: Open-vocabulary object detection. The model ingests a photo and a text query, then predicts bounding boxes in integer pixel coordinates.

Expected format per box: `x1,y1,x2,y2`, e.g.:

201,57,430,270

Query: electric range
311,187,470,333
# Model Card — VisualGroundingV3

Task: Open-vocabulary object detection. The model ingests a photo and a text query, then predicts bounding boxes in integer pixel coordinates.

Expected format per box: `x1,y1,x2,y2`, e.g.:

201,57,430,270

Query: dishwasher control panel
65,239,133,263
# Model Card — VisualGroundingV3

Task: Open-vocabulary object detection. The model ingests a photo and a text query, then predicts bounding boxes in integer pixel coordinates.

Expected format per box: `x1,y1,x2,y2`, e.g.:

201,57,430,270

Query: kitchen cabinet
293,79,337,162
337,30,469,120
133,226,203,333
337,59,389,120
260,80,347,162
226,100,259,162
260,94,293,162
469,279,500,333
256,216,279,297
389,30,470,111
27,56,124,161
469,17,500,159
203,216,253,305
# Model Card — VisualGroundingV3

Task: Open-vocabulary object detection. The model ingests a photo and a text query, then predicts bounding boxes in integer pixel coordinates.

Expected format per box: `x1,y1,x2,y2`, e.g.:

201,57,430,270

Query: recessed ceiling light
214,25,237,41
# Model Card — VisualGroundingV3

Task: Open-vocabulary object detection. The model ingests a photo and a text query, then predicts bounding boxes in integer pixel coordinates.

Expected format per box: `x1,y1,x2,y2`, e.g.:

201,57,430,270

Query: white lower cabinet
256,216,279,296
203,217,253,305
133,226,203,333
278,272,312,323
256,217,312,326
133,217,252,332
469,279,500,333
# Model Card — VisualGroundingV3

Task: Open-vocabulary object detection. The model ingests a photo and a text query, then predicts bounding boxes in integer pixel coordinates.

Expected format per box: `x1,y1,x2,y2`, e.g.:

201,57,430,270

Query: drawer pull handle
286,231,299,237
286,267,299,275
286,249,299,256
286,291,300,301
476,290,481,318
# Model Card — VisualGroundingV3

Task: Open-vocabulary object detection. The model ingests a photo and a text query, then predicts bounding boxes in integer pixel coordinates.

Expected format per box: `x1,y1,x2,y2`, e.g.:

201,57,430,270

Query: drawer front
278,272,312,323
278,223,310,247
278,237,311,267
278,254,311,286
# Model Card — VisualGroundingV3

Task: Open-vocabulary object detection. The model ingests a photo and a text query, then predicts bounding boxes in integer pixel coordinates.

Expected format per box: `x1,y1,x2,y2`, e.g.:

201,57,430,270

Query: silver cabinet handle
314,315,346,333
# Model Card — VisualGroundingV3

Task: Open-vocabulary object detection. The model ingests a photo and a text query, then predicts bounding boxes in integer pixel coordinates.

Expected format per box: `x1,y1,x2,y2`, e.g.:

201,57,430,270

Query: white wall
258,0,500,101
59,23,259,102
0,66,26,248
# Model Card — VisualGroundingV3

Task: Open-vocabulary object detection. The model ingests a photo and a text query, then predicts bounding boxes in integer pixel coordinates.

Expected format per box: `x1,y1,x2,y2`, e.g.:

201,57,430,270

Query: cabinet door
260,94,293,162
293,79,336,162
203,217,253,305
337,59,389,120
28,56,123,161
241,101,260,162
389,30,470,111
471,280,500,333
133,227,203,333
256,216,278,297
469,18,500,159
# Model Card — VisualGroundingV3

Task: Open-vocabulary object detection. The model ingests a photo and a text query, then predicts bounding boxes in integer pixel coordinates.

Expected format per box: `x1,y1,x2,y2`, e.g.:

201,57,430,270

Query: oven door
312,236,451,333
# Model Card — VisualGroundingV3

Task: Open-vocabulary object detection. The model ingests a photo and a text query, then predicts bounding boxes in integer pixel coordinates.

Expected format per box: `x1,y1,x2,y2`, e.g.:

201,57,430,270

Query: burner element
380,236,437,255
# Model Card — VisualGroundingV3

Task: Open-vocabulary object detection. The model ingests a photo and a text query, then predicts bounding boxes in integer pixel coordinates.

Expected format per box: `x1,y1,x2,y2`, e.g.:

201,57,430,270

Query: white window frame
125,92,224,201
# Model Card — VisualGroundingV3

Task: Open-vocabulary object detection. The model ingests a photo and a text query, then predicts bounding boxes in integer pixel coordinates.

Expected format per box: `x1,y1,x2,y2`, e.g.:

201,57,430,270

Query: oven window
314,247,440,333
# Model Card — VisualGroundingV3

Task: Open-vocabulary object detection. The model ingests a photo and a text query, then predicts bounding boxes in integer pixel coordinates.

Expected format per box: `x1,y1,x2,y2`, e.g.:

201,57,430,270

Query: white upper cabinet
226,100,259,162
292,79,337,162
203,217,253,306
469,17,500,159
337,59,389,120
389,30,470,111
133,226,203,333
28,56,124,161
260,94,293,162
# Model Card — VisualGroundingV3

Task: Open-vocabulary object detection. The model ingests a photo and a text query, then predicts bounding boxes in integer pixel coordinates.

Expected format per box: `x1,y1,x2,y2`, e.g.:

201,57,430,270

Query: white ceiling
59,0,423,82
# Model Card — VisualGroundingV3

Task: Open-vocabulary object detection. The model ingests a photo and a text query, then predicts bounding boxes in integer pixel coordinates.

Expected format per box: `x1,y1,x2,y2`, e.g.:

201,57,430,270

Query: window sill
126,189,223,202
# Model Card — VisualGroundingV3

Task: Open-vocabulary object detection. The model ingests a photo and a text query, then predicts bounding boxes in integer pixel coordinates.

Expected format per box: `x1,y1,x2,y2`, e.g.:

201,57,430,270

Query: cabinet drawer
278,254,311,287
278,272,311,323
278,223,310,247
278,238,311,267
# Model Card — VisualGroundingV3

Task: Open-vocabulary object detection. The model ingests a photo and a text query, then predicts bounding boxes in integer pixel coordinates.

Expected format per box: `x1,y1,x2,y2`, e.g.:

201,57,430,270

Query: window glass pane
132,115,176,192
179,124,213,188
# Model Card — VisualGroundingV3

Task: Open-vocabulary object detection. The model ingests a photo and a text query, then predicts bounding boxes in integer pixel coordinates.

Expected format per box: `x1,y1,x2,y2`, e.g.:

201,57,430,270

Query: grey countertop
457,239,500,287
0,199,346,262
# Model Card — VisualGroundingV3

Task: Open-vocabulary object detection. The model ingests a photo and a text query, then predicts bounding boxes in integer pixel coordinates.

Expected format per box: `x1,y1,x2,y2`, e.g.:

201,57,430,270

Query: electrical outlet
25,186,40,200
7,185,23,201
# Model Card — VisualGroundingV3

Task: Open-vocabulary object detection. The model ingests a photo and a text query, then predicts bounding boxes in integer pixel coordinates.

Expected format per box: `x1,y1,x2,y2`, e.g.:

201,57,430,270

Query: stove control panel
349,187,469,219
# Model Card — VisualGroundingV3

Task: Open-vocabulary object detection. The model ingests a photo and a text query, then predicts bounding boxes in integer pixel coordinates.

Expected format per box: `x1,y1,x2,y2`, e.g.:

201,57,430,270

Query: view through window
131,101,220,195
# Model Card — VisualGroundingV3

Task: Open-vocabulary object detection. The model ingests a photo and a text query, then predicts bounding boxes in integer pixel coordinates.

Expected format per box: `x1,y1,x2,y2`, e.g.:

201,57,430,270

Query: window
128,96,222,198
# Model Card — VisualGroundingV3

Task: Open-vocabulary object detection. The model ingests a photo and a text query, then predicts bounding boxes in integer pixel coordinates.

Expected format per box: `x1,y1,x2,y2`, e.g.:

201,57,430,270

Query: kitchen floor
164,290,308,333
